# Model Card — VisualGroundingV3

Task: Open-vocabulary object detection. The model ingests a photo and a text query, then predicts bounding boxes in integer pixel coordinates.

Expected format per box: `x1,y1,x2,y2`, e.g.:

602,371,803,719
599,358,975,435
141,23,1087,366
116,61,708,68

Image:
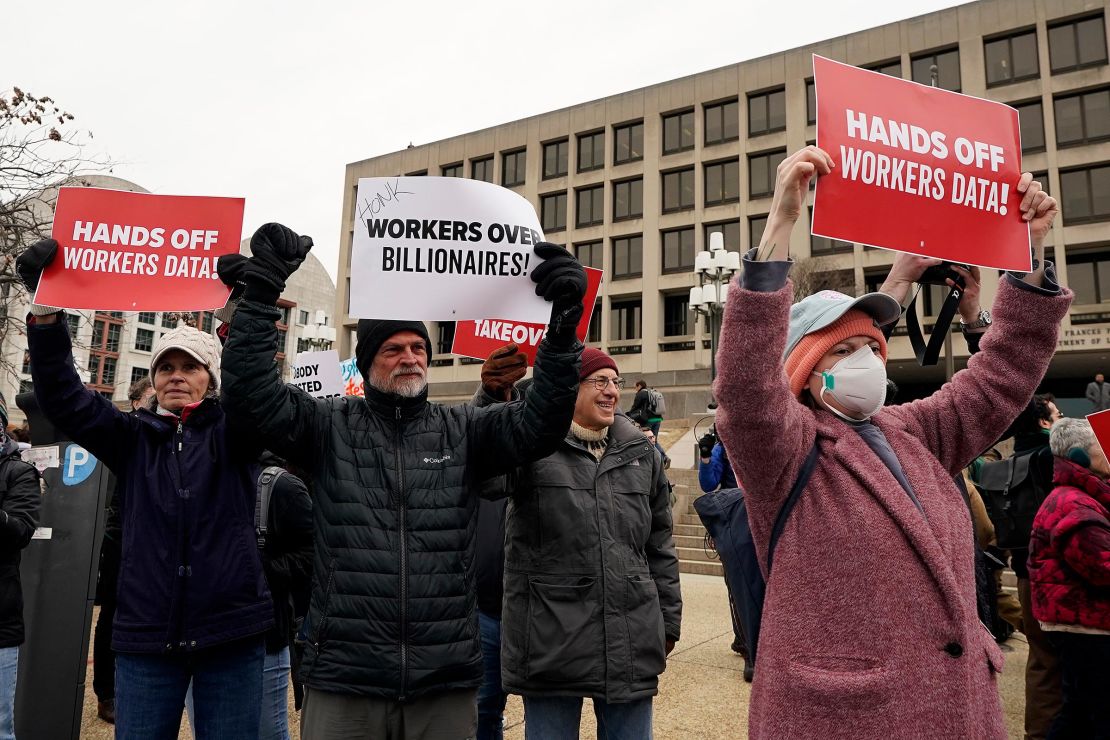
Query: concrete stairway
668,467,723,577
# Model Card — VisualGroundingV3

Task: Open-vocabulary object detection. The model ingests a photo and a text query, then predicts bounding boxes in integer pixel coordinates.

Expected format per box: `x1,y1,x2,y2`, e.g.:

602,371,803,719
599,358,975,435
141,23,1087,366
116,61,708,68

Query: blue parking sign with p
62,445,97,486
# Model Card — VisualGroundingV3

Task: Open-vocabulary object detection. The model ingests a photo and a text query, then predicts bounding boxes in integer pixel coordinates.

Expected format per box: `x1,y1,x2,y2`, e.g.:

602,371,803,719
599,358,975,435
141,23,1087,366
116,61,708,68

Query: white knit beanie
150,325,222,390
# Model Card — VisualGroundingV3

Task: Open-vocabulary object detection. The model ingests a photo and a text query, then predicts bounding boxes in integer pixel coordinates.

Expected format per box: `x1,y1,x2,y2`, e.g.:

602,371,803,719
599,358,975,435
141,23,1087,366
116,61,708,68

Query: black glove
698,431,717,459
242,223,314,303
16,238,58,294
530,242,586,346
216,253,249,290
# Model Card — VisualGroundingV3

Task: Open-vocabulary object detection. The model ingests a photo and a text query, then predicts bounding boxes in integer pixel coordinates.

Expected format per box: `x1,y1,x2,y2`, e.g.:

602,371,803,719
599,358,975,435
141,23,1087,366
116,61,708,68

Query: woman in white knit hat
18,236,272,740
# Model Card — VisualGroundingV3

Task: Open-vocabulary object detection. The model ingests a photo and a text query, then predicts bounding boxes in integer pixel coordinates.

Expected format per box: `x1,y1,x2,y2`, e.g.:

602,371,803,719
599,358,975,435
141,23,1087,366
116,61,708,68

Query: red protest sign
812,54,1030,271
452,267,603,364
35,187,244,311
1087,409,1110,461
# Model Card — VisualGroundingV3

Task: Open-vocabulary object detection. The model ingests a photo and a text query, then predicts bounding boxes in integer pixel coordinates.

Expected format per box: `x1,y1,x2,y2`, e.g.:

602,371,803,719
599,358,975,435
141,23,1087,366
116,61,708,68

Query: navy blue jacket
699,443,738,492
28,317,272,653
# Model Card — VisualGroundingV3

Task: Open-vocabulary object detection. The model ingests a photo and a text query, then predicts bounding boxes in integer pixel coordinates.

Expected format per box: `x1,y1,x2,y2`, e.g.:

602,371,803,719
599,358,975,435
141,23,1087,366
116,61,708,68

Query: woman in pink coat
714,146,1068,739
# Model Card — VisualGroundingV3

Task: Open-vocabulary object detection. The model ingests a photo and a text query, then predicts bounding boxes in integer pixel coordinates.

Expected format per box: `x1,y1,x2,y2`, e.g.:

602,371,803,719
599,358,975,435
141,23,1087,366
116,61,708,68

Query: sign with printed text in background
812,54,1030,271
37,187,244,311
291,350,344,399
348,177,551,323
339,357,365,397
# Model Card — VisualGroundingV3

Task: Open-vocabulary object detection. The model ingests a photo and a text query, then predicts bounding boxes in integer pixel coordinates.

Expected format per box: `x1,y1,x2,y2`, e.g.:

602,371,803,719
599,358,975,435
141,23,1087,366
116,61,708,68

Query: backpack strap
766,441,820,575
906,282,963,366
256,466,286,548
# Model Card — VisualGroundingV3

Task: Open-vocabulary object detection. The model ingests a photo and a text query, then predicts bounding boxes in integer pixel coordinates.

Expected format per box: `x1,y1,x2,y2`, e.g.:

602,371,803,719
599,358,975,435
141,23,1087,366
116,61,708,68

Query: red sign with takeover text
452,267,603,365
812,55,1030,271
36,187,244,311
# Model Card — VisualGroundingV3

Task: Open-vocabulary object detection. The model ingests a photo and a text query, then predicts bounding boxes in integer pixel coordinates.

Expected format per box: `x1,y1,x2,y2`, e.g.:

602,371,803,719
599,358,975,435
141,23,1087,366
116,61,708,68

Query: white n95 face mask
811,344,887,421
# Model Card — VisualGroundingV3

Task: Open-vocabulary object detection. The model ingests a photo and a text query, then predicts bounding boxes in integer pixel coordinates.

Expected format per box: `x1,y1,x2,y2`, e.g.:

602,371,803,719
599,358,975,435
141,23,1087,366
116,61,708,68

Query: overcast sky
3,0,966,281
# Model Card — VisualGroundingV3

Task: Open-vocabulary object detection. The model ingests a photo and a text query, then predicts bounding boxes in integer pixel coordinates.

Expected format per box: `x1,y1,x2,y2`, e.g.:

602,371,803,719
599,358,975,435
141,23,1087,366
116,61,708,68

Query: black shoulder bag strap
906,283,963,366
766,441,821,575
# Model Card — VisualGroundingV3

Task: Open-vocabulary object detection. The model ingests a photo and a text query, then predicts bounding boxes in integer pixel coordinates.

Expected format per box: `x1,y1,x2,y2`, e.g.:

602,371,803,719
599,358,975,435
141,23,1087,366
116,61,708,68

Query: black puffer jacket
0,451,40,648
221,300,581,700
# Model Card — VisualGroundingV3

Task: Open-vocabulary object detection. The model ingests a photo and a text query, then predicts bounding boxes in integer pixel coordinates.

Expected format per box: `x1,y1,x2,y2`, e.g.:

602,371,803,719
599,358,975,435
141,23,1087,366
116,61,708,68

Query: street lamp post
689,231,740,408
300,309,337,351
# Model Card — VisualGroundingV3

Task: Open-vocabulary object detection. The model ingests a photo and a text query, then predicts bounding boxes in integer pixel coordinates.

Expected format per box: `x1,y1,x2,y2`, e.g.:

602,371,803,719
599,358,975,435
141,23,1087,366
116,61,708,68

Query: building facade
0,177,337,423
335,0,1110,411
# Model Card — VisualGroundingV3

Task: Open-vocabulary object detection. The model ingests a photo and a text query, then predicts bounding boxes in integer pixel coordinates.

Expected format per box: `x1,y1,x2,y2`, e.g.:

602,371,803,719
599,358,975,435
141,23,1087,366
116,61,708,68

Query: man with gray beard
218,224,586,740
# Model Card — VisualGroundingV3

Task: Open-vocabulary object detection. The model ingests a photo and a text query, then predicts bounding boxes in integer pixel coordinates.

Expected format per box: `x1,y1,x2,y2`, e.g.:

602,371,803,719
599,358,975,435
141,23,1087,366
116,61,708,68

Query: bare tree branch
0,87,110,385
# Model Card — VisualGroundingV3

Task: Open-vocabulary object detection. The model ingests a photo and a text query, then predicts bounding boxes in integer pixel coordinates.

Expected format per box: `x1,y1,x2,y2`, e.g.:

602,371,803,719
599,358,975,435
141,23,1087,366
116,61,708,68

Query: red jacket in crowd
1028,457,1110,632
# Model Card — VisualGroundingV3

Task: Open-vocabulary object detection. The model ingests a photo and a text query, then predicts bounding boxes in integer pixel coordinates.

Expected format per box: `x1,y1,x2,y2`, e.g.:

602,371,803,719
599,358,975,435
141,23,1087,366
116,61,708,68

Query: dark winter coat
0,452,41,648
28,317,273,653
495,414,682,702
220,299,581,701
261,470,314,654
1028,458,1110,632
475,497,508,619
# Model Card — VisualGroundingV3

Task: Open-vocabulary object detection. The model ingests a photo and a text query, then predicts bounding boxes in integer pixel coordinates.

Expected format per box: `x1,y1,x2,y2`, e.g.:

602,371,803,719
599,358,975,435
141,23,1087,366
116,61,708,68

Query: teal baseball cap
784,290,902,359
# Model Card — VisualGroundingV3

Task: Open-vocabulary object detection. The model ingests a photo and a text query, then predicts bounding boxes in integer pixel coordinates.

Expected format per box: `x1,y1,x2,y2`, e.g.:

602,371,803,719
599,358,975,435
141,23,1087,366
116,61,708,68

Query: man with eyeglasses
484,347,681,739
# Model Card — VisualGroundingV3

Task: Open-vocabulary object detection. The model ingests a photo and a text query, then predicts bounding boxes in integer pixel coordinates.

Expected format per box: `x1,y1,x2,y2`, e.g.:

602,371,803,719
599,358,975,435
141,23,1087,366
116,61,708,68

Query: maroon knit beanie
579,348,618,380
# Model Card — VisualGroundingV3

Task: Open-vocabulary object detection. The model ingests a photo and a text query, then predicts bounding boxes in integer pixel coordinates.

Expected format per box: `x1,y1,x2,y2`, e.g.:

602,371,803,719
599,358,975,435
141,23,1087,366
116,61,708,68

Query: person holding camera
697,427,737,493
713,145,1067,739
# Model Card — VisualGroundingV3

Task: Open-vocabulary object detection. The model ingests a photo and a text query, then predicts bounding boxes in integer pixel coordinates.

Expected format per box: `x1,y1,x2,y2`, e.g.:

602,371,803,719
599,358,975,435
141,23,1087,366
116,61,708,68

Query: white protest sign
349,177,550,322
22,445,59,473
291,350,343,399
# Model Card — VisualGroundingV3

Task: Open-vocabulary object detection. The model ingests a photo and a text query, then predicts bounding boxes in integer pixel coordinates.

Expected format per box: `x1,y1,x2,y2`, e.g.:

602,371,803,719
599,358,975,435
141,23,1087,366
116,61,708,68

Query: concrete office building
335,0,1110,412
0,176,337,423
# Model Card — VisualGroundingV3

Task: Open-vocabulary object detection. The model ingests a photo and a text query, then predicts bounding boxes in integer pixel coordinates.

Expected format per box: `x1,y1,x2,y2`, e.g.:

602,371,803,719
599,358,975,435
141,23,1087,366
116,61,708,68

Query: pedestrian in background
630,380,669,468
696,428,750,679
1029,418,1110,739
0,391,40,740
1085,373,1110,413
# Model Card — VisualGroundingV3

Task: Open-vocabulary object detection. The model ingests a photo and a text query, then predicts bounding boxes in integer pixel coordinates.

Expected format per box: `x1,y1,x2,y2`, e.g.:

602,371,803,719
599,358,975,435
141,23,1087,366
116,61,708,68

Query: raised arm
218,224,325,470
715,148,829,506
884,177,1071,474
17,240,135,471
467,244,585,478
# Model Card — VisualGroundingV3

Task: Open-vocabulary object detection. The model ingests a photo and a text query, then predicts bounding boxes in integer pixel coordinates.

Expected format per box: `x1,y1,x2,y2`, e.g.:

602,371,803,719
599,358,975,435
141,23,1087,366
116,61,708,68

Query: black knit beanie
355,319,433,381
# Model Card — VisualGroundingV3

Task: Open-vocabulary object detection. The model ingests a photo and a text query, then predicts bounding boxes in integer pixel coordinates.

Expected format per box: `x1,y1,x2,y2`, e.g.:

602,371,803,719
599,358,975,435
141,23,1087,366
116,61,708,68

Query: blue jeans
477,610,507,740
116,636,264,740
524,695,653,740
187,646,290,740
259,647,291,740
0,646,18,740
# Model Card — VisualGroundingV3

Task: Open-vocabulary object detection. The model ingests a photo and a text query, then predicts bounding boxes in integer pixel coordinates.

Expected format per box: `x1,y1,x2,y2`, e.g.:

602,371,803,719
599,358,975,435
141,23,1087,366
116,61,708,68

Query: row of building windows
534,154,1104,234
431,243,1110,361
427,13,1107,194
537,152,785,231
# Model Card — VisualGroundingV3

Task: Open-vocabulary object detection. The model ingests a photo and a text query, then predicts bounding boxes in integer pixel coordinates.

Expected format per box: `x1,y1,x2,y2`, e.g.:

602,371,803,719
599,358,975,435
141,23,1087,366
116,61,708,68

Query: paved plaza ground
79,572,1031,739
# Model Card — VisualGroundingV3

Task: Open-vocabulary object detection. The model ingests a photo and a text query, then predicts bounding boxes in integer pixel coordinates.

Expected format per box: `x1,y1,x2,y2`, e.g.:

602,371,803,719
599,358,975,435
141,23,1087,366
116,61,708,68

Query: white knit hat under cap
150,325,222,390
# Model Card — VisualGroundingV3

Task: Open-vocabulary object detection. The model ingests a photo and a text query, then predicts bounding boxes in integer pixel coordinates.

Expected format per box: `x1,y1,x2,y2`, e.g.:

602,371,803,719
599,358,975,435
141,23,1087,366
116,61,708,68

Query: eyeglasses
582,376,626,391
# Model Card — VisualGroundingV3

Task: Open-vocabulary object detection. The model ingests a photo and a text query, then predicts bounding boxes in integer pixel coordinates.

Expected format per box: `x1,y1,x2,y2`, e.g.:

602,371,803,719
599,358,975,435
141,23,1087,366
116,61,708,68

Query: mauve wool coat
715,272,1071,740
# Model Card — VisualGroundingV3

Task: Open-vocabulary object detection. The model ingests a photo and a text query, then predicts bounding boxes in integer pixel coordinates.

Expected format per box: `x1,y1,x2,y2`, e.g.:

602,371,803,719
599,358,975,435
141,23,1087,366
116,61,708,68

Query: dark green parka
497,412,682,702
